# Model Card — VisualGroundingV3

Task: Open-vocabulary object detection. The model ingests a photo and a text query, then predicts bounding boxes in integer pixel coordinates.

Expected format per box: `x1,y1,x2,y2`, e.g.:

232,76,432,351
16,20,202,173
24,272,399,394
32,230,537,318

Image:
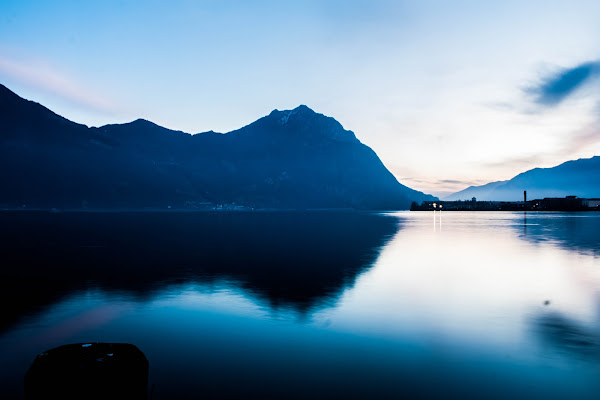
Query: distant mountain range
0,84,435,210
445,156,600,201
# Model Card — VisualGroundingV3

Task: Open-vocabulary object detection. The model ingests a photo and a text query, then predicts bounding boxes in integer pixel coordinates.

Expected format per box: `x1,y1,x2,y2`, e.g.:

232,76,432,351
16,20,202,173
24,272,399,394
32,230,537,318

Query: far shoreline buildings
411,196,600,212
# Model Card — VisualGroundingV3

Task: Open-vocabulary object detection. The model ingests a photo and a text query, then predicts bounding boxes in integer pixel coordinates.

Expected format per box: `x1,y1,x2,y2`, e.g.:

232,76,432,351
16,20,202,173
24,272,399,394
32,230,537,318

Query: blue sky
1,0,599,197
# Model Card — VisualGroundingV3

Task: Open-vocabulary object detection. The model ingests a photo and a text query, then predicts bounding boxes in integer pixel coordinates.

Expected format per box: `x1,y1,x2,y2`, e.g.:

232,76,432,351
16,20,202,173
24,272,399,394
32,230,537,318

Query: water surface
1,211,599,399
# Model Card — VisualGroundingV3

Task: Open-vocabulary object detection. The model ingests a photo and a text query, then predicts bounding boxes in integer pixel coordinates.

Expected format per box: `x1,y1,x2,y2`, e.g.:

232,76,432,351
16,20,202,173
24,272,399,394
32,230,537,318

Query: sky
1,0,599,197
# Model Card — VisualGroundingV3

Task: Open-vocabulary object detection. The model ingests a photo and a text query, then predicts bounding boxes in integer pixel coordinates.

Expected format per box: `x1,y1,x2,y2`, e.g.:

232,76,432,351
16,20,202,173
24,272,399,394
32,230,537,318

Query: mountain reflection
0,211,399,333
518,213,600,256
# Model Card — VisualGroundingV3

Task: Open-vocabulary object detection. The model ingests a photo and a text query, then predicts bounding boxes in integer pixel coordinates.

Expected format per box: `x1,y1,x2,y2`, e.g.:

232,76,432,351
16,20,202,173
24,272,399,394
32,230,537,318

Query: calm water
1,211,600,399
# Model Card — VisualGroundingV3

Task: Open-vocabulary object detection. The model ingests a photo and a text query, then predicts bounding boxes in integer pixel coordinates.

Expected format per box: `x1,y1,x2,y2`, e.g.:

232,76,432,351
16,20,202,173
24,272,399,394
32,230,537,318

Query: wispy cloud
399,176,491,197
483,154,546,171
482,121,600,176
561,122,600,155
526,60,600,106
0,56,118,115
437,179,469,185
481,60,600,179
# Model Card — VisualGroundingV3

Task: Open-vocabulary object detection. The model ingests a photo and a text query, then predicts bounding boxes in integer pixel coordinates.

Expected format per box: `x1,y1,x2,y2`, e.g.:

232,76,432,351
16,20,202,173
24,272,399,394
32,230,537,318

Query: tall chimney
524,190,527,203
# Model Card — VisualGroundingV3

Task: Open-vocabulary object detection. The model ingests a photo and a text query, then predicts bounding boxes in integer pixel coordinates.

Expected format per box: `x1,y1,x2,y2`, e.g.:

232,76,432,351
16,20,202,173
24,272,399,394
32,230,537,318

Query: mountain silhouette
445,156,600,201
0,84,435,209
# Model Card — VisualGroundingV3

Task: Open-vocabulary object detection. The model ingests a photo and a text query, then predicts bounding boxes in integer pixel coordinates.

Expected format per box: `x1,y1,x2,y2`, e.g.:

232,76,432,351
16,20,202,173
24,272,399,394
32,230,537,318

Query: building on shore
411,196,600,212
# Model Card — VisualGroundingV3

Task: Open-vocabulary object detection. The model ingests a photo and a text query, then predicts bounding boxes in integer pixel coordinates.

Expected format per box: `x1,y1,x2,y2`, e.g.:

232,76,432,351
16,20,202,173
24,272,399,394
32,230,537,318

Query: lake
1,210,599,399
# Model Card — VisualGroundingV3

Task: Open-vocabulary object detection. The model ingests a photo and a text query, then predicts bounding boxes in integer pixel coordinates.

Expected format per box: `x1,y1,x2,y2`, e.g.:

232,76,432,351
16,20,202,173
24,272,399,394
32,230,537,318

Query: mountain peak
260,105,357,143
270,104,313,113
128,118,158,127
268,105,314,123
292,104,313,114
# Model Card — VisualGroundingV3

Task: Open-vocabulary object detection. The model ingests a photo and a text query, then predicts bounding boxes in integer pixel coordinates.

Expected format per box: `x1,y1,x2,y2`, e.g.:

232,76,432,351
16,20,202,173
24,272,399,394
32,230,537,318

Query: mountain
444,180,507,201
445,157,600,201
0,84,435,210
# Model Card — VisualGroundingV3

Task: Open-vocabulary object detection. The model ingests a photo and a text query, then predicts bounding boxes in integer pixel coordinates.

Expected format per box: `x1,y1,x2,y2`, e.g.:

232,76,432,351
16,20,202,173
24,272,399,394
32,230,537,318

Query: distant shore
411,196,600,212
0,207,379,213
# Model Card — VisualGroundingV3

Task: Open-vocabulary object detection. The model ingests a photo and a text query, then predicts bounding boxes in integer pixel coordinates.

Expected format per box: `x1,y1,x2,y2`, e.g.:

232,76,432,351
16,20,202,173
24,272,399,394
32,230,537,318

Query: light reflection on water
1,211,600,398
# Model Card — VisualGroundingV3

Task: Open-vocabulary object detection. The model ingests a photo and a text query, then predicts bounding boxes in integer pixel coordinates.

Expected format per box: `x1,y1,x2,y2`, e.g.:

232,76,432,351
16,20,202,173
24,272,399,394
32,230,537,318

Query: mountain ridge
445,156,600,201
0,84,435,210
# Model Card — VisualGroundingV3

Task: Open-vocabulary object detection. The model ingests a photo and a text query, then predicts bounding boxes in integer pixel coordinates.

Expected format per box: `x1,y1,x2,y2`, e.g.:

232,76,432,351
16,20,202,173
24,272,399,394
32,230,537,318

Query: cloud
483,153,546,171
482,122,600,178
561,122,600,155
399,175,490,195
0,56,118,115
437,179,469,185
526,60,600,106
399,175,490,189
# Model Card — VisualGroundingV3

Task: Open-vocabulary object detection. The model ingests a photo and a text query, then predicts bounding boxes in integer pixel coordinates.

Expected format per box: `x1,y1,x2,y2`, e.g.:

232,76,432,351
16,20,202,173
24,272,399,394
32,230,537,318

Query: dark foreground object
24,343,149,400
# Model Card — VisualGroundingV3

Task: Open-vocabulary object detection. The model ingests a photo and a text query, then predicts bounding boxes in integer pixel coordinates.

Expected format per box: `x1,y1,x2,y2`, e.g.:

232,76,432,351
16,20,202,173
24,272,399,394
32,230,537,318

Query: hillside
445,157,600,201
0,84,435,210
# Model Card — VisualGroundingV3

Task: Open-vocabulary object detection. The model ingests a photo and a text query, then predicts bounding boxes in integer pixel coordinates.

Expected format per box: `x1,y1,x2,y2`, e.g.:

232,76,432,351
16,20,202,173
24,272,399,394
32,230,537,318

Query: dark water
1,211,599,399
